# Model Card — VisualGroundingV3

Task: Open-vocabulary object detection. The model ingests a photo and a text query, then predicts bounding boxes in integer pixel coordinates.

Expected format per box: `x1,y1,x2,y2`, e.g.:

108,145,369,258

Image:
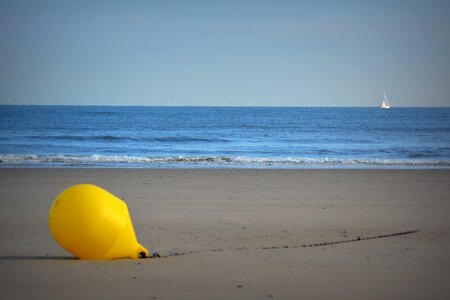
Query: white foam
1,154,449,168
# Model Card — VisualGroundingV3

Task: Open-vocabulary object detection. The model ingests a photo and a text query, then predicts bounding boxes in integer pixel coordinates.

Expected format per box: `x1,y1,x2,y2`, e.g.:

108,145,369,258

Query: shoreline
1,165,450,170
1,168,449,299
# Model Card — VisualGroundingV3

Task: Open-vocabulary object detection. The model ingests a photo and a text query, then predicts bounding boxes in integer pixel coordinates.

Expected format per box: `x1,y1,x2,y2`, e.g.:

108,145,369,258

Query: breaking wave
1,154,449,168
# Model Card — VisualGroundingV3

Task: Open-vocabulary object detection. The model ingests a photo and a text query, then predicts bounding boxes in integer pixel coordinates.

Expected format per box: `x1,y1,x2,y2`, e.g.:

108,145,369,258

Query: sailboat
379,92,390,109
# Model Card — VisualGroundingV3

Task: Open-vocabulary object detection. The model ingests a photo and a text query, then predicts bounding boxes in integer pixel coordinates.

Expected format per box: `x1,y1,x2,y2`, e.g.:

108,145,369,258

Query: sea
1,105,449,169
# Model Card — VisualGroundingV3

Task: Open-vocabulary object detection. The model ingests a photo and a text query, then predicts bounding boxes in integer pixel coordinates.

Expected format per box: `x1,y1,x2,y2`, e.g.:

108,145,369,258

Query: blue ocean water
0,105,449,168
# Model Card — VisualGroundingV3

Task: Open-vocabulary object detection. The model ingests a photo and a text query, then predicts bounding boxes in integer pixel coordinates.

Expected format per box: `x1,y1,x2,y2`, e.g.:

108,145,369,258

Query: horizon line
0,104,449,108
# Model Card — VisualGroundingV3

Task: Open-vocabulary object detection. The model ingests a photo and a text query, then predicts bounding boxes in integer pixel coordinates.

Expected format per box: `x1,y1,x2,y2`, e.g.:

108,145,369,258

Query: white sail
379,92,390,109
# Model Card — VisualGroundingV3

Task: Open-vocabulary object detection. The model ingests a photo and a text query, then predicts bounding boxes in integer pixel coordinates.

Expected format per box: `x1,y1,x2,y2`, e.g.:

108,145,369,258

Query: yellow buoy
49,184,148,259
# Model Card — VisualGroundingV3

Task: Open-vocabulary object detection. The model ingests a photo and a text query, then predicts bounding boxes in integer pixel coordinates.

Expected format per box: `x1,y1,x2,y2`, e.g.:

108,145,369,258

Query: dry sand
0,168,449,299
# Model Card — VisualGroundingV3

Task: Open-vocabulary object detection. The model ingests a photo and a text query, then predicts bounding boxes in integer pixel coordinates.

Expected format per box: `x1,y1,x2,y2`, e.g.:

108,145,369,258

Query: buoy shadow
0,255,76,260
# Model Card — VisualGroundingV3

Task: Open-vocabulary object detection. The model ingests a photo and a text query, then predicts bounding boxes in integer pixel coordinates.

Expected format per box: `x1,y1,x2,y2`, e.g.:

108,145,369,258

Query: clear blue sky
1,0,449,106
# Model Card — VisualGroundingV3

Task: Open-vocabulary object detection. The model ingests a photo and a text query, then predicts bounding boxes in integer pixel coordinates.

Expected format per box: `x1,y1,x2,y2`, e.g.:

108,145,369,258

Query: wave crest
1,154,449,168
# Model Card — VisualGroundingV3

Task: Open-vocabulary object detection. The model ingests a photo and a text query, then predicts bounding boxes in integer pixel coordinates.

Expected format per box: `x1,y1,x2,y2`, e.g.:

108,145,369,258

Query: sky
0,0,449,107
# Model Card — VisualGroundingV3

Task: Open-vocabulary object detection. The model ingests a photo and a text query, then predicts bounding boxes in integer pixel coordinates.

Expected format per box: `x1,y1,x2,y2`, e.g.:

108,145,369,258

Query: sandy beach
0,168,449,299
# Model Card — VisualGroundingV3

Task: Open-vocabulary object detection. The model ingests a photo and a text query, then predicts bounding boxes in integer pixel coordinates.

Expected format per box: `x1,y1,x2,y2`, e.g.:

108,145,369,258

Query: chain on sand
146,229,420,259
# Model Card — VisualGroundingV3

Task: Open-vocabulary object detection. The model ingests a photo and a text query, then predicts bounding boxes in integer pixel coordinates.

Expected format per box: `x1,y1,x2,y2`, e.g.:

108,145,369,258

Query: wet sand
0,168,449,299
